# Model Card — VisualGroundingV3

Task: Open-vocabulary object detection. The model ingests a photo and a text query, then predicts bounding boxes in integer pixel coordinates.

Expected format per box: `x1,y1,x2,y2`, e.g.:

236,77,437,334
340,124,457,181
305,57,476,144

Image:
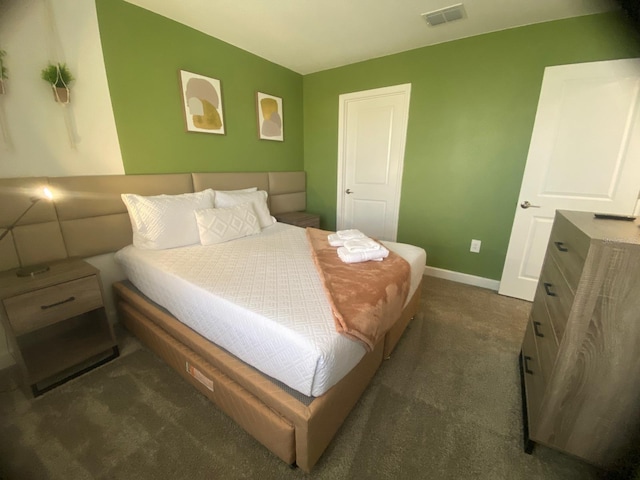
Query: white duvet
115,223,426,396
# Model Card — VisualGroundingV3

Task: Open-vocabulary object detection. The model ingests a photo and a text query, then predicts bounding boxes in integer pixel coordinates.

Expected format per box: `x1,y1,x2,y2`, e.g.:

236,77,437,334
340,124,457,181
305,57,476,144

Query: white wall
0,0,124,177
0,0,125,369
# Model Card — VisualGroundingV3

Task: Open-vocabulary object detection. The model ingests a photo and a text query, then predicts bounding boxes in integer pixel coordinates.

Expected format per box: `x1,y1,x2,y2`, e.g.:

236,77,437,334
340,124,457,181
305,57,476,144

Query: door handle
345,189,354,194
520,201,540,209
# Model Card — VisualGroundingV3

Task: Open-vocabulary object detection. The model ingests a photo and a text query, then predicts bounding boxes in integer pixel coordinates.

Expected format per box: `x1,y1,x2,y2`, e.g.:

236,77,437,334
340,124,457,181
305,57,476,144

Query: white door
337,84,411,241
499,58,640,301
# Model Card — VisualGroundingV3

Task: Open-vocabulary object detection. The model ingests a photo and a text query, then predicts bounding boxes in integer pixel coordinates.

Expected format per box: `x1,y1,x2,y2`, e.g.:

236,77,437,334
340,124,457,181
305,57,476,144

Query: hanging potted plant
0,50,7,95
41,62,74,104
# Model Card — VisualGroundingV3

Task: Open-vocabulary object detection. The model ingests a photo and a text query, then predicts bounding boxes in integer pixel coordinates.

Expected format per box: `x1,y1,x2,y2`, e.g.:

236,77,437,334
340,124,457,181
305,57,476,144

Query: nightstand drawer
4,275,103,335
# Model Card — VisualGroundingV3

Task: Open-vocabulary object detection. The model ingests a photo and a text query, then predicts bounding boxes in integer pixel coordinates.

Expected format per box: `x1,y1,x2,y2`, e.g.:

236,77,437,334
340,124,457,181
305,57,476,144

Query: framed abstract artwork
179,70,225,135
256,92,283,141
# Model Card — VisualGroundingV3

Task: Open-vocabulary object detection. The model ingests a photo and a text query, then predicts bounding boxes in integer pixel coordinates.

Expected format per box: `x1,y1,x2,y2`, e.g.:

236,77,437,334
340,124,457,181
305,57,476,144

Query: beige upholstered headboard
0,171,306,272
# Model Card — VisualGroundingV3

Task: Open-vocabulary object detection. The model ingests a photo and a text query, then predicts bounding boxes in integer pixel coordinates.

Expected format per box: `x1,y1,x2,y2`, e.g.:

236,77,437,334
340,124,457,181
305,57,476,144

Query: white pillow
214,190,274,228
195,203,261,245
121,189,215,250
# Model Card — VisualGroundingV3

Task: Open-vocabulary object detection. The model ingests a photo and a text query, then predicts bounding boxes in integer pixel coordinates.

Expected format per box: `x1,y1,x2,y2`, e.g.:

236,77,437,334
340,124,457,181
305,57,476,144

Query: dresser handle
554,241,568,252
543,283,556,297
41,296,76,310
533,321,544,337
524,356,534,375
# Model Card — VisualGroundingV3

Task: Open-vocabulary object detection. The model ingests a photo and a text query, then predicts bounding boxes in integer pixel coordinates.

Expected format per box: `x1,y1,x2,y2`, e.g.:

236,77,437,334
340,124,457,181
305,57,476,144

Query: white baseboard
424,266,500,291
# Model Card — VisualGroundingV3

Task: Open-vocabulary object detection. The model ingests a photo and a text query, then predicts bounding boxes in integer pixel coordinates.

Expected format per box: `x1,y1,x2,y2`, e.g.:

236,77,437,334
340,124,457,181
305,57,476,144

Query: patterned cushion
214,190,274,228
195,203,261,245
121,189,215,250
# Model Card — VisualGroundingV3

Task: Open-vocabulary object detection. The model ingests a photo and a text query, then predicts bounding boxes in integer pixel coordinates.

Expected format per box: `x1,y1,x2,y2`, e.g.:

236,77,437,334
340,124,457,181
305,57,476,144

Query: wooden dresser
520,210,640,468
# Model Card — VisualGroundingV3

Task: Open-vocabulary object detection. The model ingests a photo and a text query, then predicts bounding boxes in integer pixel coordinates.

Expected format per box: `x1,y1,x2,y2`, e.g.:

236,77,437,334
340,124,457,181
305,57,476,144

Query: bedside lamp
0,186,55,277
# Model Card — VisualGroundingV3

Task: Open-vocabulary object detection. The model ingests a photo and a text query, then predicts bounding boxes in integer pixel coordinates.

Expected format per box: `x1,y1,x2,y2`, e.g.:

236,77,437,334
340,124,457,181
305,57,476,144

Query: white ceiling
125,0,618,74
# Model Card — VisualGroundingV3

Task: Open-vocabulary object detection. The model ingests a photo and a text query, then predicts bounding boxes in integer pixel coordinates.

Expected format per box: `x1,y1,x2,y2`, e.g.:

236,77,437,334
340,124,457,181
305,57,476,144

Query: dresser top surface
558,210,640,246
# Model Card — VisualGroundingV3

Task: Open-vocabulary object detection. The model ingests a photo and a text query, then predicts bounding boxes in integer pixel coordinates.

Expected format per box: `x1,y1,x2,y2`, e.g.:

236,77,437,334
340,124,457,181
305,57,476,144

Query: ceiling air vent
422,3,466,27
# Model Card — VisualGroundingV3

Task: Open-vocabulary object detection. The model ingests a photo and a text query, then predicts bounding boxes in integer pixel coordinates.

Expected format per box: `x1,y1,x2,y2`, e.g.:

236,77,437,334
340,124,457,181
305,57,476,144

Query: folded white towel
328,229,367,247
328,233,344,247
336,229,366,240
343,238,381,253
337,245,389,264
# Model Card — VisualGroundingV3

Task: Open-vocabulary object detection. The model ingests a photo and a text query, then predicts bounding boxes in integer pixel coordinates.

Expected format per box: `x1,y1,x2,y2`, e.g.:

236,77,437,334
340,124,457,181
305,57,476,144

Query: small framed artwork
179,70,225,135
256,92,283,141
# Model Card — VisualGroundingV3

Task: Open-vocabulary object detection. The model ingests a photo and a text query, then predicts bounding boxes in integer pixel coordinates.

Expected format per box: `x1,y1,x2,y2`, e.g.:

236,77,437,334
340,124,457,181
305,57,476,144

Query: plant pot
52,85,70,104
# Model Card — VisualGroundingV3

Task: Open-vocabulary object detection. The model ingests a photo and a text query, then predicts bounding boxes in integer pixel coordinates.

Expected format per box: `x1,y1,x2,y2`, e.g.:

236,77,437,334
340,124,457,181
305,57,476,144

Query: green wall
303,13,640,280
96,0,303,174
96,3,640,281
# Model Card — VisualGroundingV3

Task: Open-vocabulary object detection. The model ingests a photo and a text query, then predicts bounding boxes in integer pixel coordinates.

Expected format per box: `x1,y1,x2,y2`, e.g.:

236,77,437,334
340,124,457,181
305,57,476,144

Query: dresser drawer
4,276,103,335
537,256,573,343
548,214,588,292
528,302,558,384
522,321,546,431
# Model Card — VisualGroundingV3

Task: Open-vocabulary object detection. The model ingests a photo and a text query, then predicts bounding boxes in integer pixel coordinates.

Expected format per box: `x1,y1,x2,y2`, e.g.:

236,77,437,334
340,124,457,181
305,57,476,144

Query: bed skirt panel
118,301,297,464
298,340,384,470
113,278,422,471
384,280,422,358
113,282,312,422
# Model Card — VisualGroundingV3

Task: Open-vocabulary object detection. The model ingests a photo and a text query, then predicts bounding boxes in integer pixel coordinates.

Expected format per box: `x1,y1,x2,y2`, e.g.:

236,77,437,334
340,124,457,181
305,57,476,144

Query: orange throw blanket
306,228,411,351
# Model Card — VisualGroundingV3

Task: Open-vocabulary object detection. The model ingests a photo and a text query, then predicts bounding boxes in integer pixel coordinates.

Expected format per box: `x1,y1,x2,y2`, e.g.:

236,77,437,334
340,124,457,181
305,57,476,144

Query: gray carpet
0,277,622,479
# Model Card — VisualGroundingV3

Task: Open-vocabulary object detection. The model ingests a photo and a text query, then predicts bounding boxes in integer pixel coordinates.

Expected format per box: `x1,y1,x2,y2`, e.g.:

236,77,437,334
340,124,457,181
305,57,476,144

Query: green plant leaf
41,62,73,87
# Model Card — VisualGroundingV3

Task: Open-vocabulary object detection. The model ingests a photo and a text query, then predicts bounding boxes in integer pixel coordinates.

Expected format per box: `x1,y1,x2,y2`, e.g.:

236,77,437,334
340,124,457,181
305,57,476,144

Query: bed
0,172,425,472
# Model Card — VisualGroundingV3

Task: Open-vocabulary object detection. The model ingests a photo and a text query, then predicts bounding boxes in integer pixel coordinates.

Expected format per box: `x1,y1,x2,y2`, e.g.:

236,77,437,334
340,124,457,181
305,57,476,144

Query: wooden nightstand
0,258,119,396
275,211,320,228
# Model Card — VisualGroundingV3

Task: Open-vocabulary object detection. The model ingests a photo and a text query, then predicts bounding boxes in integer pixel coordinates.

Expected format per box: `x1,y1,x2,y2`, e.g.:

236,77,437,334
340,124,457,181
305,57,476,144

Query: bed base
113,279,422,472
